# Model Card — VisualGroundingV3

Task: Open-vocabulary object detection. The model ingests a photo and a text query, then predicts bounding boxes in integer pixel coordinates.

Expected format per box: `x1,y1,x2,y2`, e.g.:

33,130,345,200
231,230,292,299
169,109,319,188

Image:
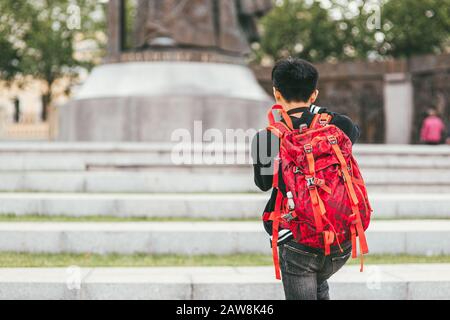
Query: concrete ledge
0,142,448,154
0,220,449,255
0,193,448,219
0,264,449,300
0,143,448,171
0,169,449,193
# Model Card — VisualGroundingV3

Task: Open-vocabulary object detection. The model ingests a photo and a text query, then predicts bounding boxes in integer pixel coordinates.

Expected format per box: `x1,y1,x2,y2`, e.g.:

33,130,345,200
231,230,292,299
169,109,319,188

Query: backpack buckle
327,136,338,145
304,144,313,154
286,191,295,210
306,176,316,189
282,211,296,222
299,124,308,132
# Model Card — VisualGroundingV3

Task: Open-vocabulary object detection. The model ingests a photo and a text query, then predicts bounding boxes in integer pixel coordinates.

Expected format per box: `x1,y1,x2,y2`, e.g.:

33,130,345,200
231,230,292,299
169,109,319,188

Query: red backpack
265,105,372,280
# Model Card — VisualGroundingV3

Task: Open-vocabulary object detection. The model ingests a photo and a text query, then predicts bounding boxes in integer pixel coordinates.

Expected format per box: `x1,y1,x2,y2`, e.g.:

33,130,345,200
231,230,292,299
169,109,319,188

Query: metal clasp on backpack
286,191,295,210
327,136,338,145
306,176,316,189
304,144,313,154
282,191,297,222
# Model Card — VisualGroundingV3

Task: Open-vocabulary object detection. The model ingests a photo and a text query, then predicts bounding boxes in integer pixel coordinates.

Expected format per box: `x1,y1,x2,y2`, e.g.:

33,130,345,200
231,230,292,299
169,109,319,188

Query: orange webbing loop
314,177,332,194
350,225,357,258
270,191,283,280
267,105,293,130
308,187,324,233
323,230,335,256
322,215,343,254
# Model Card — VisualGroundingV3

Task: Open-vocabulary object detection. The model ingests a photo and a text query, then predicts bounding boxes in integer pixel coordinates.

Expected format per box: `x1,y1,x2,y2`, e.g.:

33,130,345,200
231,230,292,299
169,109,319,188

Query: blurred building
253,53,450,144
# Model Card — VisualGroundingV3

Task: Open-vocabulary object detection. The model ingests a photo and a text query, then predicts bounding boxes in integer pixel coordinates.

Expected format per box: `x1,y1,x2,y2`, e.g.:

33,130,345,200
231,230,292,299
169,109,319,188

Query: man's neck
282,101,311,111
280,102,311,117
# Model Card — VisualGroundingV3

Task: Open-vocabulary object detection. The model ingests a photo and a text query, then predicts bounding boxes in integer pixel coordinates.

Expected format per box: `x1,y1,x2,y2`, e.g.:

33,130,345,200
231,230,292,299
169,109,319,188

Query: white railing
0,107,58,141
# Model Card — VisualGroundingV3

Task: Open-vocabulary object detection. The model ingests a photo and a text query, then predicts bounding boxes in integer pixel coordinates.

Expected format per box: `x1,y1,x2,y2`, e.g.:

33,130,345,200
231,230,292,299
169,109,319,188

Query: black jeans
279,240,352,300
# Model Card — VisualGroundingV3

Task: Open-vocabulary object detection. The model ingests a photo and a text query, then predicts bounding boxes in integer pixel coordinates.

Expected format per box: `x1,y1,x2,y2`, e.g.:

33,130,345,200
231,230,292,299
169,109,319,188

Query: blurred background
0,0,449,144
0,0,449,300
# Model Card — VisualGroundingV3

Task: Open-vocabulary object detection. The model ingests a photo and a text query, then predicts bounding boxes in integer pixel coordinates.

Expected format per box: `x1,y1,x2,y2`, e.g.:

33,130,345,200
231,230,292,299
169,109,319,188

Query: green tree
376,0,450,58
257,0,450,63
259,0,348,63
0,0,106,121
0,1,28,81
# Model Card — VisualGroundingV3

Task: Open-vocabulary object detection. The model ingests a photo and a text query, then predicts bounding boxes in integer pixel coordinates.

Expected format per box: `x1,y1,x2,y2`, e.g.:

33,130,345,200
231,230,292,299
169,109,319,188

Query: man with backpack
252,57,372,300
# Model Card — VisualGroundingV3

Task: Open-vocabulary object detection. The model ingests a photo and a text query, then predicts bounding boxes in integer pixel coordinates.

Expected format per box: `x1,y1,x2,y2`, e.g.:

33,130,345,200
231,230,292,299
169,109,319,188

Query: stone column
107,0,124,60
383,72,414,144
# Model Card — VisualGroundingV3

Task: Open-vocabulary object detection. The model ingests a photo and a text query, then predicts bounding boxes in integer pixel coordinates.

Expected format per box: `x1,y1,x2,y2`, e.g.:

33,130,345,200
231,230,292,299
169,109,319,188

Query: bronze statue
132,0,272,55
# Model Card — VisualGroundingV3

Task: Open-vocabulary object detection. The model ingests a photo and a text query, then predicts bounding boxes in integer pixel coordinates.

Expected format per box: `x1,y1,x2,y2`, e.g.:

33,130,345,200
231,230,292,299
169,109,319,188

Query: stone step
0,169,449,193
0,192,448,219
0,220,448,255
0,143,448,171
0,264,448,300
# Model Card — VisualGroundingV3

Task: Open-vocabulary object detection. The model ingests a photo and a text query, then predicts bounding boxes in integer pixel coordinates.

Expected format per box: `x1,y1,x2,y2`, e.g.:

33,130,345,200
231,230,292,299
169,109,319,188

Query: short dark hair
272,57,319,103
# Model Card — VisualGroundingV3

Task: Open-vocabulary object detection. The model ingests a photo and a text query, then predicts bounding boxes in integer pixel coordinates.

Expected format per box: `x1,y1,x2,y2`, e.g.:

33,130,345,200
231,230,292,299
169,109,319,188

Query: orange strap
310,114,320,129
328,136,359,206
328,136,369,272
304,145,325,234
350,225,357,258
308,186,324,233
267,125,283,139
327,135,369,271
351,221,368,272
352,176,365,186
267,105,293,130
313,177,332,194
323,230,335,256
305,147,315,173
270,191,283,280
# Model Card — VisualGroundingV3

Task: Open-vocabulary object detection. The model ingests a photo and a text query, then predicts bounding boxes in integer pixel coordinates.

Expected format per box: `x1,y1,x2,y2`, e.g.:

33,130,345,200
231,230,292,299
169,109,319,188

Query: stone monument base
58,61,272,142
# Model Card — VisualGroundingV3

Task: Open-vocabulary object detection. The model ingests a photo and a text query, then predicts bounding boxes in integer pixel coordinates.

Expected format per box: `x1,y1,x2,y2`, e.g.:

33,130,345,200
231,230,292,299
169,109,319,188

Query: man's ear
273,87,282,102
310,89,319,103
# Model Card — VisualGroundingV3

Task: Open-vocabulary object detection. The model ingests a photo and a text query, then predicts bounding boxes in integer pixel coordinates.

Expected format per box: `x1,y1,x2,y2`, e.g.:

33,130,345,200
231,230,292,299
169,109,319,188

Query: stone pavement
0,264,448,300
0,220,449,255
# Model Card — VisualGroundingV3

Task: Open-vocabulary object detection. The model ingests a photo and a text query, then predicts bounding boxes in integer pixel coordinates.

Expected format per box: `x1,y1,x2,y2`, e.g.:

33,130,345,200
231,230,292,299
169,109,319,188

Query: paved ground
0,264,448,300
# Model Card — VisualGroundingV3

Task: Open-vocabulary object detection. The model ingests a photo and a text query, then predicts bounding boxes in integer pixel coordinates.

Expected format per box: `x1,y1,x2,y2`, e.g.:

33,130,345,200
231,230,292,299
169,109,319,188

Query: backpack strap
267,122,291,139
310,112,333,129
304,143,342,256
310,104,322,114
265,105,294,280
268,191,283,280
267,104,293,130
327,135,369,272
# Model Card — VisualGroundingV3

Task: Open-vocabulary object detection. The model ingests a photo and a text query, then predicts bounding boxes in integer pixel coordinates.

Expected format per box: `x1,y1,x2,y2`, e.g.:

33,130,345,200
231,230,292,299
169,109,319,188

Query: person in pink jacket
420,108,445,145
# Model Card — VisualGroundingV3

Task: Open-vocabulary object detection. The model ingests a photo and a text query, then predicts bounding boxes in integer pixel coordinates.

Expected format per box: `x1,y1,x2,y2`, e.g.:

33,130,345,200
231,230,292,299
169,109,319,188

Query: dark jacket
251,105,361,246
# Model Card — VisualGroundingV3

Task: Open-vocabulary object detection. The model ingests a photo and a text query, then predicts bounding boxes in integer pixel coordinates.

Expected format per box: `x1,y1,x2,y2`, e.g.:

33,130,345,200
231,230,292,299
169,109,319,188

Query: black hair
271,57,319,103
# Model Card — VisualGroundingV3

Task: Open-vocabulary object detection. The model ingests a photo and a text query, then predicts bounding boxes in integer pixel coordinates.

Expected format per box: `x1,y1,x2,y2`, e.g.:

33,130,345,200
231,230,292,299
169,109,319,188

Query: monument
58,0,273,142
